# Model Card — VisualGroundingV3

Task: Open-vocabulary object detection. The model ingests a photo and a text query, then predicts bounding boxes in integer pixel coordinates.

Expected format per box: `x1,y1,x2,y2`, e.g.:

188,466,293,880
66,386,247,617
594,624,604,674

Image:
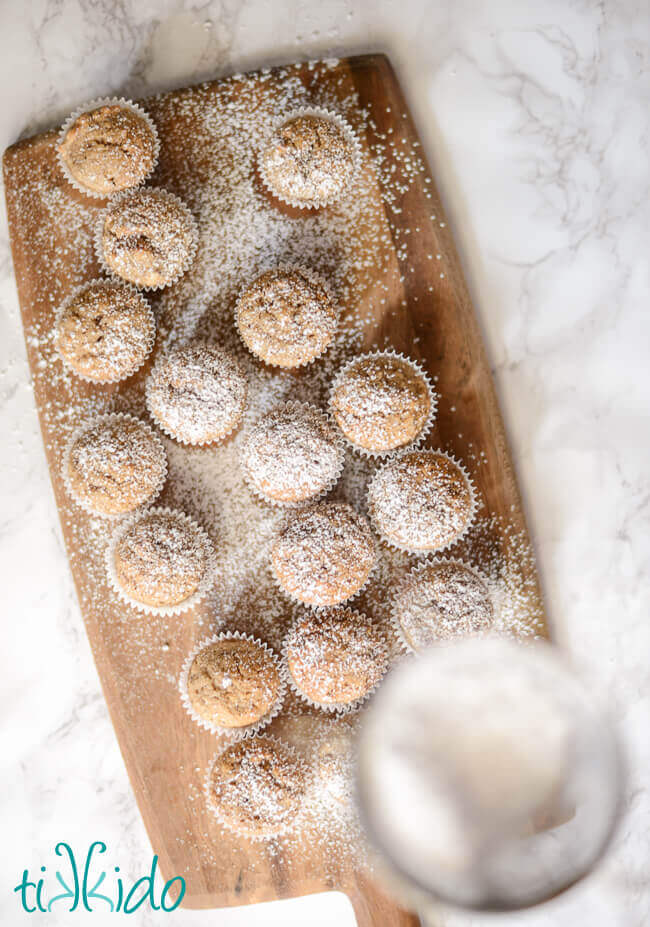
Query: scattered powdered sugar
4,58,548,879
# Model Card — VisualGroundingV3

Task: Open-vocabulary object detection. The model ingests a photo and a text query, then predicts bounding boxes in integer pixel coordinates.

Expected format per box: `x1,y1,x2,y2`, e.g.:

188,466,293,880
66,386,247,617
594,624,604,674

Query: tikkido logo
14,842,186,914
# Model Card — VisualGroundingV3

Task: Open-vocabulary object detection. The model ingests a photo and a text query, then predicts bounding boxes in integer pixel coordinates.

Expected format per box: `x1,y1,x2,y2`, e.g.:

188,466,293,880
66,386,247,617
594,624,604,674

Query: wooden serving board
3,53,549,924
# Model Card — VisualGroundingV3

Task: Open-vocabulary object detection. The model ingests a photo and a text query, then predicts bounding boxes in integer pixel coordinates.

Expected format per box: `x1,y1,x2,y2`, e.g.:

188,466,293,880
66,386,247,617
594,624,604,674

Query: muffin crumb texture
113,510,209,608
236,268,337,368
393,560,494,651
66,416,165,515
261,113,356,206
271,502,376,607
241,403,343,504
146,344,247,445
285,608,388,708
368,451,475,552
331,353,432,454
56,281,154,382
208,736,308,837
58,103,157,196
101,188,196,288
187,638,281,729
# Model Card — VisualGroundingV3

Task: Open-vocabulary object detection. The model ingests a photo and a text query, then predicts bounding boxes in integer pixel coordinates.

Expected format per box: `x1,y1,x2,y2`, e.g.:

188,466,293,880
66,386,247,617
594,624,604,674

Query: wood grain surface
3,53,549,924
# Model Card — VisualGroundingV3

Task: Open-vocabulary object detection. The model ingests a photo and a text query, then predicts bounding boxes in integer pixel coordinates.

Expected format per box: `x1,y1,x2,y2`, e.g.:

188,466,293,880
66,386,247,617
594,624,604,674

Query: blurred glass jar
355,637,623,913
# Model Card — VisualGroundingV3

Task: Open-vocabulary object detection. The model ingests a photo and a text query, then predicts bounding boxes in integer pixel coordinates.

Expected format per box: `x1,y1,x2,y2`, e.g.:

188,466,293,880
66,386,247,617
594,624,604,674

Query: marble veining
0,2,648,926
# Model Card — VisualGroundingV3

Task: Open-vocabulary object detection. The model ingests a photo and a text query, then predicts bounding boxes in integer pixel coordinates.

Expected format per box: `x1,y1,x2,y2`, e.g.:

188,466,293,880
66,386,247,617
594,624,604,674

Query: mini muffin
271,502,376,607
183,635,283,734
109,507,213,611
260,111,357,207
146,343,247,445
393,559,494,652
58,102,157,197
55,280,155,382
330,352,433,455
367,450,475,553
236,267,337,368
241,402,344,505
206,735,309,838
99,187,197,288
284,608,388,711
316,722,357,803
64,414,166,515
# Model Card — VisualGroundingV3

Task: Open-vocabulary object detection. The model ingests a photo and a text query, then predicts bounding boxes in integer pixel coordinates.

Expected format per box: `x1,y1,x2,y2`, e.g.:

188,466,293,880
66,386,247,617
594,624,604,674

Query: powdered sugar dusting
4,58,549,881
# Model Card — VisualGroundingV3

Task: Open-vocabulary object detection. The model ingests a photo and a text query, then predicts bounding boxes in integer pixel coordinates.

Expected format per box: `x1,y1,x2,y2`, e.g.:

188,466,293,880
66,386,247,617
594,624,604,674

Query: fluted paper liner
366,448,479,556
329,349,437,458
61,412,167,518
95,187,198,291
240,400,346,508
258,106,362,210
56,96,160,199
105,505,216,616
179,631,286,739
54,278,156,383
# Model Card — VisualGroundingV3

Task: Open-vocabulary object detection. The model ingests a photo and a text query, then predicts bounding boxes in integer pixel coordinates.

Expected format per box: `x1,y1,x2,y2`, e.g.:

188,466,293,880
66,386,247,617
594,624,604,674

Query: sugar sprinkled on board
4,59,546,874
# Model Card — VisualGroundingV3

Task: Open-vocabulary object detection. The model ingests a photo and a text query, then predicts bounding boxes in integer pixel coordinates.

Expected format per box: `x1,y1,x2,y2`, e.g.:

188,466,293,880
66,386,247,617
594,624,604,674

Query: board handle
346,872,424,927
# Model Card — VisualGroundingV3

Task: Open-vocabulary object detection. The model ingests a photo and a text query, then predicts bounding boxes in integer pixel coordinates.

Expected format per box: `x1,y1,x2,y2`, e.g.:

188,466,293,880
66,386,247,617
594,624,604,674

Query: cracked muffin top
58,103,157,197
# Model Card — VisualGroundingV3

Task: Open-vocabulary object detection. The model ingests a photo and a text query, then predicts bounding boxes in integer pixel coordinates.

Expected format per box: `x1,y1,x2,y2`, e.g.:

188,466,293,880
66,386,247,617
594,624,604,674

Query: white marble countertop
1,2,648,925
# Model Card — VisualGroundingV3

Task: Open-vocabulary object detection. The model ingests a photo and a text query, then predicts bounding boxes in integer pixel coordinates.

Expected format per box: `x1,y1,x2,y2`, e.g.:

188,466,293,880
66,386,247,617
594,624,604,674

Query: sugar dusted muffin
330,351,433,455
260,111,357,208
182,635,283,733
109,507,213,611
271,501,376,608
284,608,388,711
393,559,494,652
99,187,197,289
146,343,247,445
367,450,476,553
206,735,309,838
236,267,337,368
64,414,166,515
58,101,158,197
241,402,344,505
55,279,155,382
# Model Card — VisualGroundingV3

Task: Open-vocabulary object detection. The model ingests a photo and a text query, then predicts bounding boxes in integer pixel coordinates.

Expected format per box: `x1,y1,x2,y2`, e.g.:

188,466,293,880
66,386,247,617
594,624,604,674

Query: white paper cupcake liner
105,505,216,617
258,106,362,210
281,609,389,715
56,97,160,199
366,449,479,557
179,631,286,739
203,733,311,841
269,509,378,611
234,263,339,369
61,412,167,518
54,278,156,384
390,556,494,655
144,341,247,447
95,187,198,292
329,349,437,459
240,400,346,508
